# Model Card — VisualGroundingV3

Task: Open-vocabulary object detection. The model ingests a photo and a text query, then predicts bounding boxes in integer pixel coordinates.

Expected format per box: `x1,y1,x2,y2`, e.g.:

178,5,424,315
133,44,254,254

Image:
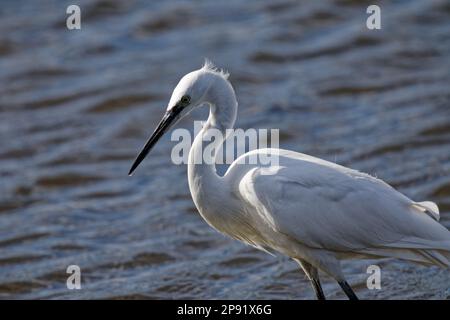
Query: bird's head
128,60,230,175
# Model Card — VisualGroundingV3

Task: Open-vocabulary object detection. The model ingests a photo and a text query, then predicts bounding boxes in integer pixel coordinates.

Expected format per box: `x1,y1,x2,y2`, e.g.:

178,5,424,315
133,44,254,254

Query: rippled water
0,0,449,299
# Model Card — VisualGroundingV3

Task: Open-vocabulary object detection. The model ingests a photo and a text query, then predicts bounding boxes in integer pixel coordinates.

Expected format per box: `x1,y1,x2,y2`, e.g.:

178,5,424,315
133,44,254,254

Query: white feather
137,63,450,295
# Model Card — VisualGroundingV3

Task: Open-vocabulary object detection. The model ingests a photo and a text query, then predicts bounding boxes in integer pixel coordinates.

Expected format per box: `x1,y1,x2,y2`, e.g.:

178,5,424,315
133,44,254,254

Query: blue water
0,0,449,299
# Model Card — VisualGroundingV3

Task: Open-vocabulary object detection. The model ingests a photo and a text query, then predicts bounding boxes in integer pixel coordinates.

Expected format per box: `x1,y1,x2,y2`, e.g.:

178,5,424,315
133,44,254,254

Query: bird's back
225,148,450,266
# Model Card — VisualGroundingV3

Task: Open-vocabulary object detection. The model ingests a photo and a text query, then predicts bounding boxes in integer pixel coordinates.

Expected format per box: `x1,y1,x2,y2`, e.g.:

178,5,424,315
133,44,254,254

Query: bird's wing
236,149,444,252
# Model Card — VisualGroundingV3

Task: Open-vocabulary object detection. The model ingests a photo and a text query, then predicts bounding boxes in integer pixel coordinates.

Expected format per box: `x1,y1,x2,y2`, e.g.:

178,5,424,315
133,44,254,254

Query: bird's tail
358,200,450,267
401,201,450,267
417,248,450,268
360,244,450,268
366,238,450,268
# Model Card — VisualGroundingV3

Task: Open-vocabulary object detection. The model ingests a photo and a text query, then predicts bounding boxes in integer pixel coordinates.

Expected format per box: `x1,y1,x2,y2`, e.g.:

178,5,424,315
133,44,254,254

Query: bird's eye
180,95,191,105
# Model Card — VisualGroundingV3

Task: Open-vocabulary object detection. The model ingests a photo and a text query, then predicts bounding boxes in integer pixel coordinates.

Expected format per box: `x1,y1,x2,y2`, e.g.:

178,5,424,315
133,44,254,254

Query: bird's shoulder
234,148,394,197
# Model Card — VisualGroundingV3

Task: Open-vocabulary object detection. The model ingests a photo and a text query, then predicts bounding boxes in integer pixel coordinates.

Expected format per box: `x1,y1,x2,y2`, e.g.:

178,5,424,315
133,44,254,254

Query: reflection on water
0,0,449,299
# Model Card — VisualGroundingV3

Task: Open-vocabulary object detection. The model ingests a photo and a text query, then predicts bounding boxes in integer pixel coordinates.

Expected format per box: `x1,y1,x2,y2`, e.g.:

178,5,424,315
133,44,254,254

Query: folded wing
237,149,450,254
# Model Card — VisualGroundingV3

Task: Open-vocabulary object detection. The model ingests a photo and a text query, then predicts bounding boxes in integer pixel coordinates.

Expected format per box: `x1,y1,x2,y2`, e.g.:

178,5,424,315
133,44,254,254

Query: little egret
129,61,450,300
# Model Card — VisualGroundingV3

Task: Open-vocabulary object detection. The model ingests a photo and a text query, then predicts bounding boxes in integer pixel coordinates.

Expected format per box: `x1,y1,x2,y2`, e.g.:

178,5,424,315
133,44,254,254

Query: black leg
295,259,326,300
338,281,359,300
310,278,326,300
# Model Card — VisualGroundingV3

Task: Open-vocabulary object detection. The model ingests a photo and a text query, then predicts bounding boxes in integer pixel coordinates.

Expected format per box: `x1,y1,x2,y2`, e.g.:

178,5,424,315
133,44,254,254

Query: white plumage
129,62,450,299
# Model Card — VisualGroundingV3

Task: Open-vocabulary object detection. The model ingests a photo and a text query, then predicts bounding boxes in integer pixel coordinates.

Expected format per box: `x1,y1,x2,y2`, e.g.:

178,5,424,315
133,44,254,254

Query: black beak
128,106,182,175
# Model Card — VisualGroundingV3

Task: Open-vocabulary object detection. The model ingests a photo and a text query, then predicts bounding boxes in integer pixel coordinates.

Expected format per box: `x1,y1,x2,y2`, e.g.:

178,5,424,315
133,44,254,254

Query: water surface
0,0,449,299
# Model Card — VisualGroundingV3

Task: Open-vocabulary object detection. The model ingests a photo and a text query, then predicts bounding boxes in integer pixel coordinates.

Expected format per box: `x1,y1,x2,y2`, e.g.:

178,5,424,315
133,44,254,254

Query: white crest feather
202,59,229,79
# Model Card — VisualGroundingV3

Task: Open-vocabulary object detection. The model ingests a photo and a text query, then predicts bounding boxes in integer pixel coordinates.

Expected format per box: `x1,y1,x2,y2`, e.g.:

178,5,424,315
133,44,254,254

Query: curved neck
187,79,237,207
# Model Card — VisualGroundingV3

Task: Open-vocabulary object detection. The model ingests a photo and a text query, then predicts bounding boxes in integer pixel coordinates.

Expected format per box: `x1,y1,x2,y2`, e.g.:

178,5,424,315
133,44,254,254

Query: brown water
0,0,449,299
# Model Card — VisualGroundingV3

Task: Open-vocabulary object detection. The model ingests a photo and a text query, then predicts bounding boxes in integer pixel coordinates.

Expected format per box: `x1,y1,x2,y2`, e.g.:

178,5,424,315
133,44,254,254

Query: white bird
129,61,450,300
